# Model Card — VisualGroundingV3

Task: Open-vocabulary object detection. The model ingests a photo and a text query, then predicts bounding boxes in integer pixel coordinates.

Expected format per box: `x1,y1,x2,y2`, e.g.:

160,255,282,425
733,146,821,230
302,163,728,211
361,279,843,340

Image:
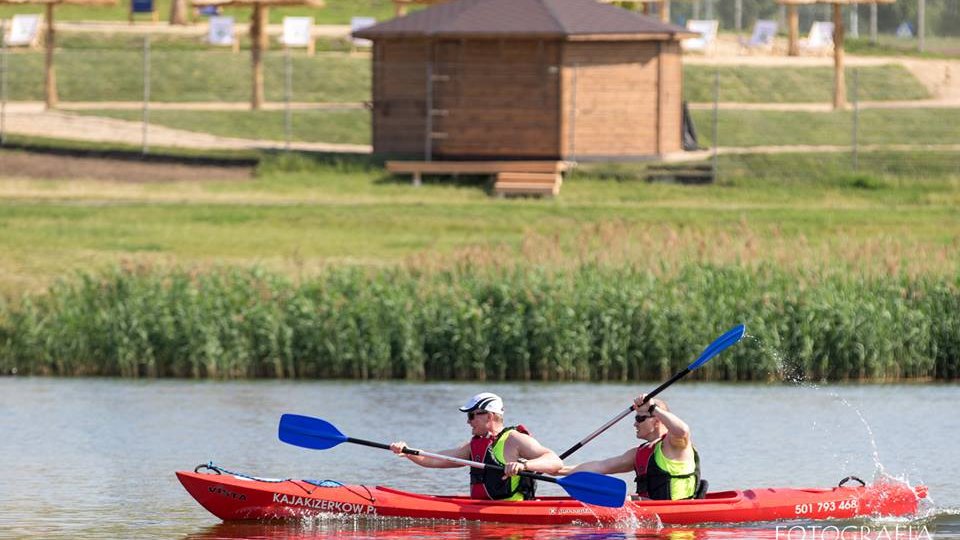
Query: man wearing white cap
390,392,562,501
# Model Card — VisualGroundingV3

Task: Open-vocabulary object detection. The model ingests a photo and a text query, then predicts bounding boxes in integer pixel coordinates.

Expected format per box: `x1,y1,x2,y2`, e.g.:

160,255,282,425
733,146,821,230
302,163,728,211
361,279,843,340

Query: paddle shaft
559,367,690,460
345,436,562,485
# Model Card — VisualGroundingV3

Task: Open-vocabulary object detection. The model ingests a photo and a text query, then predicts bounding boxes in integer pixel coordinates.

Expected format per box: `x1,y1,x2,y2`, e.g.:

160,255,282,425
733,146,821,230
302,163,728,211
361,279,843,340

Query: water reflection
187,521,745,540
183,518,955,540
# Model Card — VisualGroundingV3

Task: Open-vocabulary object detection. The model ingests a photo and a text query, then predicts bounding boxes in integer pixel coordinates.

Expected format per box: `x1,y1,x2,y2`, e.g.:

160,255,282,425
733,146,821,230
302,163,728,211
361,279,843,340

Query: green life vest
634,438,701,500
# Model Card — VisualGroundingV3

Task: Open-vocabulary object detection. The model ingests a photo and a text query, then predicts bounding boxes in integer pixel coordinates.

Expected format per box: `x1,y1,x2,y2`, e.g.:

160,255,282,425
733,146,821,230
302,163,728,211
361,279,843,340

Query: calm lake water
2,379,958,539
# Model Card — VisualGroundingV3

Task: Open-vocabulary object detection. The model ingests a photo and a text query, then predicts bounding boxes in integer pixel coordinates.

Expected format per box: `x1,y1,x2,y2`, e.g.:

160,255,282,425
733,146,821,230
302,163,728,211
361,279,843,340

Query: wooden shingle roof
353,0,692,40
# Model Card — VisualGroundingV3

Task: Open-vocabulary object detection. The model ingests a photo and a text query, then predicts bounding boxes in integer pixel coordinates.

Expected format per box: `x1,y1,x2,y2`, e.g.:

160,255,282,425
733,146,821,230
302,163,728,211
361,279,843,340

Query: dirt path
687,98,960,111
12,99,957,114
2,106,371,154
0,149,254,182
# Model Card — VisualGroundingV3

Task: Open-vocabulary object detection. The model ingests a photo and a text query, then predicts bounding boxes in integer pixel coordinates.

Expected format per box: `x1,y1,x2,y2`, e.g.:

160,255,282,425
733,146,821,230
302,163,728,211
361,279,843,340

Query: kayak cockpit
374,485,745,506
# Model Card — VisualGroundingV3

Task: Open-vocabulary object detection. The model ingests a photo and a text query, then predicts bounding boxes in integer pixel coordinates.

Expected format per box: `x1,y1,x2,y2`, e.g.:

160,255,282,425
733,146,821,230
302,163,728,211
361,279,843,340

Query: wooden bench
493,172,562,197
386,160,568,188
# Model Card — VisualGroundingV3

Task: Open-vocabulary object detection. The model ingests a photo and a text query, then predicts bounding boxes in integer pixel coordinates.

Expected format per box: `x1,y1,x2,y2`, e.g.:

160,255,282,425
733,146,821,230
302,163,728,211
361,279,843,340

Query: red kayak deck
177,470,926,526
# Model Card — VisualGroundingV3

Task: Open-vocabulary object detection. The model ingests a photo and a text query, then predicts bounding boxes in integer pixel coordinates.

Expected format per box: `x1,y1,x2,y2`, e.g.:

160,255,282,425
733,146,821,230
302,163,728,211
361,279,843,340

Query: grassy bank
2,51,926,103
846,36,960,59
77,109,370,145
683,64,929,103
3,51,370,103
1,265,956,380
1,150,958,296
690,108,960,147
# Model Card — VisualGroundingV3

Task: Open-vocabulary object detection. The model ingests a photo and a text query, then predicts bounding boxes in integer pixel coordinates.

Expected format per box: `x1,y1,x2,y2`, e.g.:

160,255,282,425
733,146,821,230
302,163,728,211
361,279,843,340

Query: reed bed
1,265,957,381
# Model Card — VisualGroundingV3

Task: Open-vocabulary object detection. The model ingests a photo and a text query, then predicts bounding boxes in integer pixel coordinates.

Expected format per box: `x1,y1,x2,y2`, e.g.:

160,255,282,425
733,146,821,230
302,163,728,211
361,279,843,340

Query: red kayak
177,466,927,525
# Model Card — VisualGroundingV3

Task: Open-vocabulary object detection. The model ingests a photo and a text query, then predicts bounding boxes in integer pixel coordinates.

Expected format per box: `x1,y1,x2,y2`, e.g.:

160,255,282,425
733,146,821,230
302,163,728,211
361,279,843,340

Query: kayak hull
176,470,925,526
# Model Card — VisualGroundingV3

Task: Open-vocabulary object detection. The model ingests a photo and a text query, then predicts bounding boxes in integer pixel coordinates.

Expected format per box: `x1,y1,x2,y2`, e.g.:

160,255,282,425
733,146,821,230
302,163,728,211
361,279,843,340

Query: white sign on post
4,14,41,47
207,16,236,47
282,16,313,47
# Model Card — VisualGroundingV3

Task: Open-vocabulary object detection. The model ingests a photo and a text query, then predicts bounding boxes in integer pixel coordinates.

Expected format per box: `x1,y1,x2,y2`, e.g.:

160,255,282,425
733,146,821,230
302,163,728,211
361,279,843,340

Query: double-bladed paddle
278,414,627,508
559,324,746,459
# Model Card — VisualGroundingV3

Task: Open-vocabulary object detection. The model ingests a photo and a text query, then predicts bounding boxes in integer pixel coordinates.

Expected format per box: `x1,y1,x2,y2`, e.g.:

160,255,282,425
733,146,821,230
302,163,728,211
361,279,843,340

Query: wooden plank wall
372,40,429,156
561,41,683,159
657,42,684,154
432,40,562,159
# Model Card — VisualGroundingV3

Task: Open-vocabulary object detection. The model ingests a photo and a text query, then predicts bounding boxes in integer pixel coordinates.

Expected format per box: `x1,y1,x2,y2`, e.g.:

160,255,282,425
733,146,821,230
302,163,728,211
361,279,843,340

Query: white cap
458,392,504,415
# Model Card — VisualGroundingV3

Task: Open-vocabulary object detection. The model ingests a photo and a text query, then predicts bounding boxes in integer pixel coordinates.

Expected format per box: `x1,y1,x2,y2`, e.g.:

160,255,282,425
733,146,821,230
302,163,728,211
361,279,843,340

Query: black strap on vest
469,426,537,501
635,443,701,501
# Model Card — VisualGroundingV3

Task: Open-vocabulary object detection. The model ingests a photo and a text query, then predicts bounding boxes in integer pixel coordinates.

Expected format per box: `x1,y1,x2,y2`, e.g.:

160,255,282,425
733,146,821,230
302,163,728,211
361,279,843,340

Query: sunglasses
634,414,654,423
468,411,490,420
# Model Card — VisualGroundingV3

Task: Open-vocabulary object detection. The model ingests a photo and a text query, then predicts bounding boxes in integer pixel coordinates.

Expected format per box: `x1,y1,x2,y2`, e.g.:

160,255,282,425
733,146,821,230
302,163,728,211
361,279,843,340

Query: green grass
3,50,926,104
690,108,960,147
846,35,960,59
0,0,402,24
683,64,930,102
3,50,369,102
1,150,958,295
78,109,370,144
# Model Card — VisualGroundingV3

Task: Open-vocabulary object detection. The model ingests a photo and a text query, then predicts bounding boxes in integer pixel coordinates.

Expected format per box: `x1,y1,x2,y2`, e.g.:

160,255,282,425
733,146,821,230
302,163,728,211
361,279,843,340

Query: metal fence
1,38,957,179
662,0,959,50
0,37,372,152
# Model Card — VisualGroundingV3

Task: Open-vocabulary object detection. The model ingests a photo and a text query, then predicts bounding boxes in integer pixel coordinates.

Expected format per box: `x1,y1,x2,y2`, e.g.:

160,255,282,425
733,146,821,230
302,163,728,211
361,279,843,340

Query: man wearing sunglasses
389,392,562,501
557,393,704,501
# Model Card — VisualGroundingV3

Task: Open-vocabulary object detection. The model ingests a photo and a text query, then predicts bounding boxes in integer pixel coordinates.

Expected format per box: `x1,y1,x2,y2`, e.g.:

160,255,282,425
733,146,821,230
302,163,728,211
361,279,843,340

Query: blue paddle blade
279,414,348,450
557,472,627,508
687,324,746,371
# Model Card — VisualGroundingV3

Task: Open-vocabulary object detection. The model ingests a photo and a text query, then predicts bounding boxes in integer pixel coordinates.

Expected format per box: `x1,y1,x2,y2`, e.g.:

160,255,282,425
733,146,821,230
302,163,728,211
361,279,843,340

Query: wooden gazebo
190,0,324,109
778,0,895,109
1,0,115,109
354,0,695,161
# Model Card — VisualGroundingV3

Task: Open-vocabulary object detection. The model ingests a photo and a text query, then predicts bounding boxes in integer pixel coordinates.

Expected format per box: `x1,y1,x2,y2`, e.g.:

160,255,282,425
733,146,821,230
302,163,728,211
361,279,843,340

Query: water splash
744,334,951,529
747,334,888,471
744,334,803,384
601,508,663,531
